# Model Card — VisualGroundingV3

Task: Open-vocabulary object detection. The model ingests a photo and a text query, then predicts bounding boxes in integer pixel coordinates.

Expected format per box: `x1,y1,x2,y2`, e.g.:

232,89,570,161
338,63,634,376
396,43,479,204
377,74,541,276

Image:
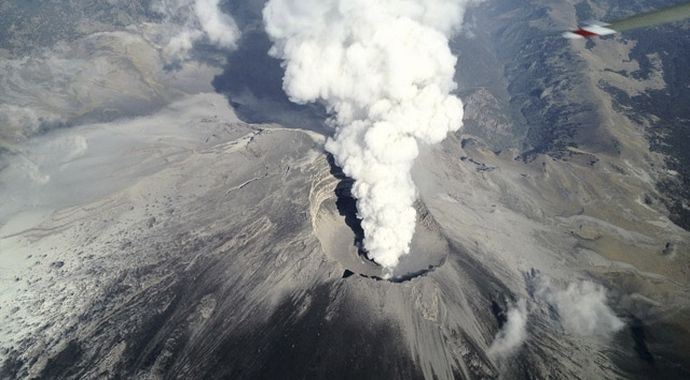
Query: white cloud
194,0,240,49
153,0,240,61
164,29,205,59
488,299,528,358
536,277,624,336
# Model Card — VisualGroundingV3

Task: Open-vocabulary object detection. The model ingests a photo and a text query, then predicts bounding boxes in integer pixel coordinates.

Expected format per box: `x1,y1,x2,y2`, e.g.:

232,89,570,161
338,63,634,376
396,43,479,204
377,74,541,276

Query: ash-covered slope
0,94,500,379
447,0,690,377
1,0,690,379
0,94,489,379
2,89,688,379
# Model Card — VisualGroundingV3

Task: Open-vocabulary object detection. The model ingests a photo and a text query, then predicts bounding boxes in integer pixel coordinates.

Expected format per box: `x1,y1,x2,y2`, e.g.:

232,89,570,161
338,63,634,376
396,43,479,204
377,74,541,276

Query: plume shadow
211,28,328,132
326,154,369,261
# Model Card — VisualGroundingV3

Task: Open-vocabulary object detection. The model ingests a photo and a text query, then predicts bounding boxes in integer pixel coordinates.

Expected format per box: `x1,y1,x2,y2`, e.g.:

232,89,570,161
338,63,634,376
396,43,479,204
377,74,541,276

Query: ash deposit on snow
1,0,690,379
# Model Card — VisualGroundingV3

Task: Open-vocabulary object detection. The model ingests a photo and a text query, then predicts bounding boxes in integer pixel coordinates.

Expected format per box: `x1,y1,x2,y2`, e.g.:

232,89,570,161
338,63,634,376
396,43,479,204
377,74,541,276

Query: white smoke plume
263,0,474,273
535,278,624,336
153,0,240,60
488,299,528,358
194,0,241,48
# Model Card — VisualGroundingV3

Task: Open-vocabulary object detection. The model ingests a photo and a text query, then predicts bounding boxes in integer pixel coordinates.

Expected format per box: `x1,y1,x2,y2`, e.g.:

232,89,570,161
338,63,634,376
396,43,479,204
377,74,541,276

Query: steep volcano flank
310,155,449,282
595,19,690,231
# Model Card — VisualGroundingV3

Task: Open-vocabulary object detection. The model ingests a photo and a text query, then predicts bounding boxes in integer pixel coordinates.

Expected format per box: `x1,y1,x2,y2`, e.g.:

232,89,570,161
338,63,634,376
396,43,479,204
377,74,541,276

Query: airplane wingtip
563,31,585,39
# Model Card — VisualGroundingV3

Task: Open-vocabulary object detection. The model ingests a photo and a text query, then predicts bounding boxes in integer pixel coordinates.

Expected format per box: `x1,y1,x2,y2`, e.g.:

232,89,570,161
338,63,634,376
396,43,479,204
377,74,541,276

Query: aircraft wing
564,2,690,39
563,22,616,39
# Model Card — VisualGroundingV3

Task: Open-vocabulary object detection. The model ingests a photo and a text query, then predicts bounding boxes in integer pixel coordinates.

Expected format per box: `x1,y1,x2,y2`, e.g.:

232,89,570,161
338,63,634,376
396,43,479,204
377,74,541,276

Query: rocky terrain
1,0,689,379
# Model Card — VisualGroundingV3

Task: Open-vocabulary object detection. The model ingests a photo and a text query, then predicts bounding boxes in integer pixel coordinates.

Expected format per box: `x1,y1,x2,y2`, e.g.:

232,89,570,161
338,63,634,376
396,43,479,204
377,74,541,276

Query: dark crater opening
318,155,449,283
342,269,355,278
327,154,370,261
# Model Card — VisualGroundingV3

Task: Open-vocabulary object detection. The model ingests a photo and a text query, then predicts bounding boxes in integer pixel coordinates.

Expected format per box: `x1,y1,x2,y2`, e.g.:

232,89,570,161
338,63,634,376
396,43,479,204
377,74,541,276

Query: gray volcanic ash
1,0,690,379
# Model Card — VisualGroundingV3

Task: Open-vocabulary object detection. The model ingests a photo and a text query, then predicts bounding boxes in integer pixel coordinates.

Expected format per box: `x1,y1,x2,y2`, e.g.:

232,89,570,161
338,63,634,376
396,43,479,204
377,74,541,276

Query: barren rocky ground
1,0,689,378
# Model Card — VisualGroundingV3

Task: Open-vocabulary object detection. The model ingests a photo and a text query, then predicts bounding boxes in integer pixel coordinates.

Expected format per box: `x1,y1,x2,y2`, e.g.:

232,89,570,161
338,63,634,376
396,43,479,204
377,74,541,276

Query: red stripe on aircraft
572,28,599,38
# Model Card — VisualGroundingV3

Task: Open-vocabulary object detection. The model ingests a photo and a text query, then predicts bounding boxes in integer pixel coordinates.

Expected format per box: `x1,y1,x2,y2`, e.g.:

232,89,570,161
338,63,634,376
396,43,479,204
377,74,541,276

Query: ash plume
535,278,624,336
488,299,528,359
263,0,474,274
